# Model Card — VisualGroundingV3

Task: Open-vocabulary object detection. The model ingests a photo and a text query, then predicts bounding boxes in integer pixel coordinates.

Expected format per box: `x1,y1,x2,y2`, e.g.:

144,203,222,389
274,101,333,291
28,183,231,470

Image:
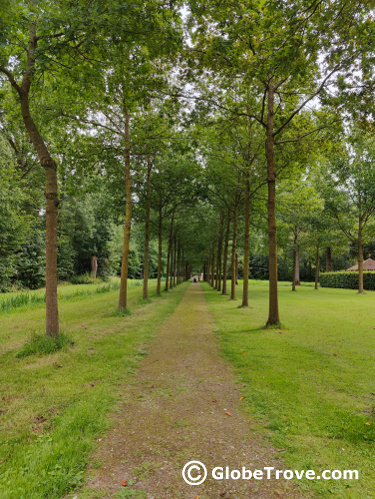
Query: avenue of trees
1,0,375,336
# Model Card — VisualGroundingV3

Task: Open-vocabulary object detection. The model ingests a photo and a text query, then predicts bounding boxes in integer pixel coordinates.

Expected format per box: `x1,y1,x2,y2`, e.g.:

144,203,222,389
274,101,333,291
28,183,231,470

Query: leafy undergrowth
203,280,375,498
0,279,188,498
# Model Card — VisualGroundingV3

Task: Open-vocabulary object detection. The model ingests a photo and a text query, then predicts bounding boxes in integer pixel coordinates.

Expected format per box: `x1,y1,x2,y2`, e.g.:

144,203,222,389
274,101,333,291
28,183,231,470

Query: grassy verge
0,278,142,314
202,280,375,498
0,280,188,498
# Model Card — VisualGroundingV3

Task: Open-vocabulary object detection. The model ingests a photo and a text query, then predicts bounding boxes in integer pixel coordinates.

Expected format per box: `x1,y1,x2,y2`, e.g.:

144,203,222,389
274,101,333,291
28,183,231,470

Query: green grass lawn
203,280,375,498
0,279,188,499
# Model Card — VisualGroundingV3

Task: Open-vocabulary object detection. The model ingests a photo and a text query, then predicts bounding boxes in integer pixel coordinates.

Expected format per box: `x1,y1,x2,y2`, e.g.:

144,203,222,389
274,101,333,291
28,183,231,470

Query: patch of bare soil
78,284,306,499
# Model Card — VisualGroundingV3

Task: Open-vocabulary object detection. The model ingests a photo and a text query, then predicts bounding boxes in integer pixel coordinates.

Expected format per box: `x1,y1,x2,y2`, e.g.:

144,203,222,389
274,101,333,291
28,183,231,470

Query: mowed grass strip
203,280,375,498
0,279,188,499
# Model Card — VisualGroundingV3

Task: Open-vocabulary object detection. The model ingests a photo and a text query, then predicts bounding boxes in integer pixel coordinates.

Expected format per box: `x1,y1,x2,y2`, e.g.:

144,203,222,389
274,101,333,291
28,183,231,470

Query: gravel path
80,283,305,499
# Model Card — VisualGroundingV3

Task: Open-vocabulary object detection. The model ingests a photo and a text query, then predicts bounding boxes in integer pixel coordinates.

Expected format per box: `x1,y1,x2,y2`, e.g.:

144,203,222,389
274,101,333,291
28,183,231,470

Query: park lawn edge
0,280,189,499
202,280,375,499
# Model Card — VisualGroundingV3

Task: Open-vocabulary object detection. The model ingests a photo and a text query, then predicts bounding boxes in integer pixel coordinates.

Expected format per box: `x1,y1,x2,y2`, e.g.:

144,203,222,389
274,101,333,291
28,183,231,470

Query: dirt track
79,283,305,499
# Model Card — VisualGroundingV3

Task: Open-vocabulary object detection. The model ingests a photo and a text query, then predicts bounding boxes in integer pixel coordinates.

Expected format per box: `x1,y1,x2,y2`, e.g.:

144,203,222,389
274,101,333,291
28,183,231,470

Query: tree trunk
173,235,177,287
19,90,59,335
169,233,174,289
326,247,332,272
242,175,250,307
217,214,224,292
118,108,132,311
235,253,239,285
315,246,319,290
7,22,59,337
231,203,238,300
142,155,152,300
203,263,207,282
358,219,364,294
292,231,297,292
222,213,230,295
266,79,279,325
295,246,300,285
211,246,216,287
165,214,174,291
177,241,181,285
91,256,98,279
156,202,162,295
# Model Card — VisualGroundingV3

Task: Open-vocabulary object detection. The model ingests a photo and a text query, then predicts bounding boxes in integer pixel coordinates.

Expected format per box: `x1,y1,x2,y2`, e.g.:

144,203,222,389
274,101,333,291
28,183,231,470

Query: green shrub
320,271,375,290
16,331,73,358
69,272,99,285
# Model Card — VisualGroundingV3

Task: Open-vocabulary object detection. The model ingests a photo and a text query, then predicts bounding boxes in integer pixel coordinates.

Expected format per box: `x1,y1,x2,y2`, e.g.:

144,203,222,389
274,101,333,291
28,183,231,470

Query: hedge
320,271,375,290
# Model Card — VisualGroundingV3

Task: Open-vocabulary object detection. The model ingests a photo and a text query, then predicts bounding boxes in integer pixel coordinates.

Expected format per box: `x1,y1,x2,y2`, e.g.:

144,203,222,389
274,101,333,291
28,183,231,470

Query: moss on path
77,284,305,499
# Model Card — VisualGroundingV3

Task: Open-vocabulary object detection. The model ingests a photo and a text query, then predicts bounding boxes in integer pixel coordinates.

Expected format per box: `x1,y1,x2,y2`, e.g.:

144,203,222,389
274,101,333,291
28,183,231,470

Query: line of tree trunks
222,212,230,295
118,107,132,311
142,155,152,300
266,79,279,325
242,174,250,307
231,203,238,300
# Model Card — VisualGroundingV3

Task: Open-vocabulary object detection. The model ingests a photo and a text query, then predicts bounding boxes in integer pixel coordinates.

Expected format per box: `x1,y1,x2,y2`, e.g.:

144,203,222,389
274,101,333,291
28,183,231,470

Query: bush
320,271,375,290
15,230,45,289
16,331,73,358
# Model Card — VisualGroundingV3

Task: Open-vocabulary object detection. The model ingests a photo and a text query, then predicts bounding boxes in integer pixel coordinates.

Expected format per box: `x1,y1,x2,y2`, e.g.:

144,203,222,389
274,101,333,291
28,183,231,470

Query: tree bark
315,246,319,290
242,174,250,307
222,213,230,295
231,203,238,300
118,107,132,311
358,218,364,294
156,201,162,295
142,155,152,300
266,79,280,325
326,247,332,272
